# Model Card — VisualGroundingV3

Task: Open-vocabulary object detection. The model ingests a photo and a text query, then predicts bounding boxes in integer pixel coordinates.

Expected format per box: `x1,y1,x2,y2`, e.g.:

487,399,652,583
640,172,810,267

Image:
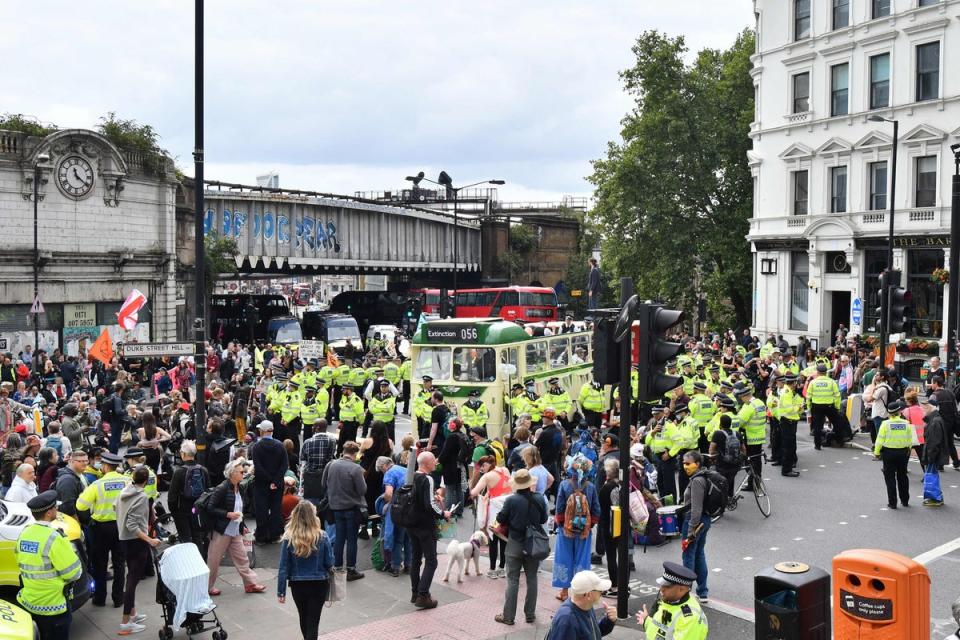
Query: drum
657,505,681,537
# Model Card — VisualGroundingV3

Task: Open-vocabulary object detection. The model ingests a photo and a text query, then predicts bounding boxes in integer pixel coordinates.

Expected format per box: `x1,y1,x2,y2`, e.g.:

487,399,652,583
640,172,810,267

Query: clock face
57,156,95,199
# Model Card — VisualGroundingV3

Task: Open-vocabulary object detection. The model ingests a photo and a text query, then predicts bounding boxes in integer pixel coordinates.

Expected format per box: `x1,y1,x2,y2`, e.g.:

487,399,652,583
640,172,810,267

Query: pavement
66,415,960,638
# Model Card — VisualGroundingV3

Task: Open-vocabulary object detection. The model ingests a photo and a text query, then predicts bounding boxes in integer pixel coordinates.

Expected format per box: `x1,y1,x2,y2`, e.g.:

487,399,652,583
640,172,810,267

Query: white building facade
749,0,960,368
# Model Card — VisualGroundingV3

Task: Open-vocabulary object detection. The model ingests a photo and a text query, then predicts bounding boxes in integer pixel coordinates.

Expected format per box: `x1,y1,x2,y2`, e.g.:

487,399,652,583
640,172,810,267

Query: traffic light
591,317,620,385
874,271,890,333
636,303,684,402
403,298,422,334
886,270,911,334
439,288,456,318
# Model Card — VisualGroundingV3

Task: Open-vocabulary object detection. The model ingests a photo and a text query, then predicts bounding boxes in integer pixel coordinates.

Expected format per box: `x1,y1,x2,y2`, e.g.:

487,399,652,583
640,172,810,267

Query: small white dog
442,530,489,583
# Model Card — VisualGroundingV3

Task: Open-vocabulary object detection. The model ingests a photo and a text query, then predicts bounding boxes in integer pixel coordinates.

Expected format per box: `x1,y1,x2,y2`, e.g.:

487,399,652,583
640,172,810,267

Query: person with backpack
103,381,125,454
470,455,513,579
679,451,716,603
534,418,566,503
568,427,599,484
709,414,742,499
168,439,210,558
468,426,506,487
437,418,467,517
552,453,601,602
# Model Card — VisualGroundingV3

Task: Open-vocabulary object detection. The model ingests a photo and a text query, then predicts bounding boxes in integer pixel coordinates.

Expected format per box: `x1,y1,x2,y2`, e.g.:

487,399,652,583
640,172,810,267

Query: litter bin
755,561,831,640
833,549,930,640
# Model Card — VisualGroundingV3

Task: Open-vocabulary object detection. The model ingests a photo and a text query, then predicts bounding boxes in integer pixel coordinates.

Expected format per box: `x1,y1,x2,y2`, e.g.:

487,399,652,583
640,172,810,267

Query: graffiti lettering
252,212,261,238
232,211,247,238
204,208,215,235
277,215,290,244
263,211,275,240
220,209,232,236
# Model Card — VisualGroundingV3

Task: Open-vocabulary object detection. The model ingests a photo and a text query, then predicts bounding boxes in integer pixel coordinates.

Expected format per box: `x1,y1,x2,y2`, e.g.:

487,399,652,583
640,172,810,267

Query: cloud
4,1,752,200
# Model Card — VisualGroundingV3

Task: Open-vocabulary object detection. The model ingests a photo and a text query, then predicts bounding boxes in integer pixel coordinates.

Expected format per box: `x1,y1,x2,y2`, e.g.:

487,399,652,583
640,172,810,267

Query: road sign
120,342,194,358
851,297,863,326
299,340,324,360
29,295,44,315
63,303,96,328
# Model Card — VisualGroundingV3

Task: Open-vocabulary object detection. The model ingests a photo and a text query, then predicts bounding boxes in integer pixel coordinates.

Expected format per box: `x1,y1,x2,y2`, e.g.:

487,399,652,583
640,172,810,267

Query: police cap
123,447,145,459
656,561,697,587
27,490,59,514
101,452,123,466
693,381,707,391
816,364,828,373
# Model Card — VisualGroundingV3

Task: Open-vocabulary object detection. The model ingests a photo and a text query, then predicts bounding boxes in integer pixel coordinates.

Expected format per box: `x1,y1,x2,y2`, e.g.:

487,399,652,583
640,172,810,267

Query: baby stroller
155,542,227,640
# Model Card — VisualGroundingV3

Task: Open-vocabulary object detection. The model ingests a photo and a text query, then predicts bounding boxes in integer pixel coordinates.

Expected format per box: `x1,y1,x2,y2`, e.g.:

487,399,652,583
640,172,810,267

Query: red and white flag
117,289,147,330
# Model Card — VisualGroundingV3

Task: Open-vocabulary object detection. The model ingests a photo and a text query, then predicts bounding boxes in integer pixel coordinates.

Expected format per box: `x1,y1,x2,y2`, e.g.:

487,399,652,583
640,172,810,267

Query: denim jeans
681,516,711,599
390,526,412,570
444,479,464,516
333,509,359,569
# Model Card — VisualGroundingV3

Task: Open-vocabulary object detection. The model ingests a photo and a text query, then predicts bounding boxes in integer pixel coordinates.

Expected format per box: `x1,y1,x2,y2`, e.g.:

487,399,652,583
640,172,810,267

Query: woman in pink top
904,388,926,460
470,455,513,578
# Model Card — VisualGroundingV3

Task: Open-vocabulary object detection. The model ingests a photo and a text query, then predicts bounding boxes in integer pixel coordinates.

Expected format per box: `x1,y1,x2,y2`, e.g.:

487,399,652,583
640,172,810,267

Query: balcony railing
750,207,948,238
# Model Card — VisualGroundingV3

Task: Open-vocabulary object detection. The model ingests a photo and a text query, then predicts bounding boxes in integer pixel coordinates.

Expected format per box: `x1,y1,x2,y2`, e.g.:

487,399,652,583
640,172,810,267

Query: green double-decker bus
409,318,600,438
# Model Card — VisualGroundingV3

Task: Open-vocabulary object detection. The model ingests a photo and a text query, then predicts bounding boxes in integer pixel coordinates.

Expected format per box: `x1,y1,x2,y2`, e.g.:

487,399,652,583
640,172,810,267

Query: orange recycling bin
833,549,930,640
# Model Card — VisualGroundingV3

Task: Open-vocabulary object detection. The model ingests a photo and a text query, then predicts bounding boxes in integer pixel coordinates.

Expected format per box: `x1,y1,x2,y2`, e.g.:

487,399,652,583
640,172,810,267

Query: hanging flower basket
931,267,949,284
896,339,940,356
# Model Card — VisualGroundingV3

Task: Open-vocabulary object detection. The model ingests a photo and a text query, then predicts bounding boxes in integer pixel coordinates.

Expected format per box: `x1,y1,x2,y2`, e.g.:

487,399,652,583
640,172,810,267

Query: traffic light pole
948,153,960,385
616,278,633,620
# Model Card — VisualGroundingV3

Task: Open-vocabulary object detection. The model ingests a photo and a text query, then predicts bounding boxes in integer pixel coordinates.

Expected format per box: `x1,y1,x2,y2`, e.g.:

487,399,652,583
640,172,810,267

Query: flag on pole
117,289,148,330
90,328,114,365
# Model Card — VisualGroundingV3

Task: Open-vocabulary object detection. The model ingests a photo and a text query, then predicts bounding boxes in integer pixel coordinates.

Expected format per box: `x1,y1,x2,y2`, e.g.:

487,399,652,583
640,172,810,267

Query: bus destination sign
424,323,480,344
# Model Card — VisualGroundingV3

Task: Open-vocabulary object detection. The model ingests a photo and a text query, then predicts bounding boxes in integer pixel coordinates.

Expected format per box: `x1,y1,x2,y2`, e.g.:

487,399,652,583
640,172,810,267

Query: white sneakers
118,615,147,635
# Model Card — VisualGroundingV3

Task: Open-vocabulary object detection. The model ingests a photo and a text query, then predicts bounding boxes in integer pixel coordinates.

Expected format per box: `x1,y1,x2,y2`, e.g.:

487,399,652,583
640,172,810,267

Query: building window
872,0,891,18
795,0,811,40
915,156,937,207
907,249,944,338
869,53,890,109
833,0,850,29
918,0,939,6
870,161,888,210
793,170,809,215
790,252,809,331
831,63,849,116
793,72,810,113
830,166,847,213
916,42,940,102
864,250,887,332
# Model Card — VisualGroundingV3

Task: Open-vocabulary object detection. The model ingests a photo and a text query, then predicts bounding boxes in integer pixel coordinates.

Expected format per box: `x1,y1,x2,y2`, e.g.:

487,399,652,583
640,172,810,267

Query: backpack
456,432,474,467
191,486,219,531
569,438,599,482
701,469,729,518
563,486,591,539
182,465,207,500
720,430,742,467
482,440,505,468
99,395,116,423
390,478,420,529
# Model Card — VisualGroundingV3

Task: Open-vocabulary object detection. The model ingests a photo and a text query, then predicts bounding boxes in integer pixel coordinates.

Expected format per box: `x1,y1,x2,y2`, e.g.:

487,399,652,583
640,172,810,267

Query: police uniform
645,405,679,502
688,383,715,453
460,390,488,431
806,364,851,449
280,380,304,452
672,403,699,499
75,452,129,607
778,375,804,477
543,377,573,429
735,388,767,488
367,381,398,441
578,381,605,429
873,400,914,509
641,562,708,640
299,385,328,444
414,377,435,439
398,359,412,414
338,385,364,454
16,491,83,640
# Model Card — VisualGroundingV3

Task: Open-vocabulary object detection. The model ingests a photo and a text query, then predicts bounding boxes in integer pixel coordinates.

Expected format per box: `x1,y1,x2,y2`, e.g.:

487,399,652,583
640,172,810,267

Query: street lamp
33,152,49,369
867,114,899,366
405,173,505,291
947,143,960,382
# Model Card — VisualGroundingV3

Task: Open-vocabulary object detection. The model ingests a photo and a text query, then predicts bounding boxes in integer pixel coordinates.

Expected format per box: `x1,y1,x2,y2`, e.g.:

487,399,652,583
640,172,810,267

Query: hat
468,389,480,397
548,377,560,385
816,364,828,373
709,364,721,372
565,315,573,320
652,403,668,413
13,424,26,434
306,385,318,392
542,407,557,418
734,385,751,397
718,396,736,409
101,452,123,466
293,362,304,370
569,570,612,595
27,490,59,514
674,401,690,414
629,443,644,459
693,381,707,391
258,420,275,432
512,383,524,391
782,374,798,383
422,375,433,382
178,402,191,411
719,380,733,389
123,447,145,459
469,426,488,438
666,360,677,369
603,433,619,447
887,399,906,413
656,561,697,587
379,379,389,386
288,379,300,387
510,469,537,491
342,384,354,391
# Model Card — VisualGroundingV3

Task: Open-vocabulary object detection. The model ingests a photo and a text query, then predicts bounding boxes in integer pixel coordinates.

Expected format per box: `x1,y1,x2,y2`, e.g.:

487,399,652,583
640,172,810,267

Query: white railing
751,206,949,238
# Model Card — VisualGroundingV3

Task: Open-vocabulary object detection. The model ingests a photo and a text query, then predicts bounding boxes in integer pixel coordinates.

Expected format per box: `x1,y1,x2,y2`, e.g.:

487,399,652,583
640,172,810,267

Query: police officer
578,381,605,429
367,380,398,441
672,402,699,498
873,400,914,509
76,451,129,608
735,385,767,490
688,382,715,453
338,385,364,454
778,374,803,477
414,376,434,437
636,562,708,640
299,384,328,445
806,364,849,450
398,357,412,415
16,490,83,640
280,379,303,453
460,389,488,431
543,377,573,429
523,381,542,427
645,404,679,503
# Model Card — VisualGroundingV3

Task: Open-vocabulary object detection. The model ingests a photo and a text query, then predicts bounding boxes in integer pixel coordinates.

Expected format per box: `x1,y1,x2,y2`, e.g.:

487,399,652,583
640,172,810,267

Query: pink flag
117,289,147,330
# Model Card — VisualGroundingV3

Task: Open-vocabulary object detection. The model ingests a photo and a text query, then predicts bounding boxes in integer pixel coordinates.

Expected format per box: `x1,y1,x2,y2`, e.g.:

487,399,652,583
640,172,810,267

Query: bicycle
709,453,771,522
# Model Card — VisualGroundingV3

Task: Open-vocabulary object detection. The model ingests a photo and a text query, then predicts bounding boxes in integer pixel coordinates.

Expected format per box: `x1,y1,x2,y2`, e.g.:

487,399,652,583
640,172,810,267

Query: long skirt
551,531,593,588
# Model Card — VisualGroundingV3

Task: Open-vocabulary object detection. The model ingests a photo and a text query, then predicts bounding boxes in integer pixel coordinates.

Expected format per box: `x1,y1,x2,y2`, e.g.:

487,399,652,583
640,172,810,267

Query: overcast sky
6,1,752,202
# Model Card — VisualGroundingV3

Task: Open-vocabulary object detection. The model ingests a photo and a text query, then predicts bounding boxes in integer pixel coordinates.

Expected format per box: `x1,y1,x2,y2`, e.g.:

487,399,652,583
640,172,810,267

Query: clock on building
56,155,95,199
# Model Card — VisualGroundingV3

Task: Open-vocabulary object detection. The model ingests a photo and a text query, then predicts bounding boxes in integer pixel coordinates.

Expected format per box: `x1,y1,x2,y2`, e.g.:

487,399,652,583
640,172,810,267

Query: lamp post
32,152,49,369
404,173,505,290
193,0,207,454
868,115,898,366
948,143,960,384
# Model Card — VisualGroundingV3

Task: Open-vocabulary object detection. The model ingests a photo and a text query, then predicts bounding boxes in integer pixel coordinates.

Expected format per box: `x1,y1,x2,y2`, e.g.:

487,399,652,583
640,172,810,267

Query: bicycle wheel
753,475,772,517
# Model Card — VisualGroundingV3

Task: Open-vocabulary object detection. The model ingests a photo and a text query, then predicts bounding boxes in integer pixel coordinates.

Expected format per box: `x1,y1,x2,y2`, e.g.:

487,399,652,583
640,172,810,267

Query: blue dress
552,478,601,589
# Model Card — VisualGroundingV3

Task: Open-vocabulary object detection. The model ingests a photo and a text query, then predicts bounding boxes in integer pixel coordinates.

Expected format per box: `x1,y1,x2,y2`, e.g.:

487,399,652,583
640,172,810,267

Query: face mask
683,462,698,476
93,462,102,470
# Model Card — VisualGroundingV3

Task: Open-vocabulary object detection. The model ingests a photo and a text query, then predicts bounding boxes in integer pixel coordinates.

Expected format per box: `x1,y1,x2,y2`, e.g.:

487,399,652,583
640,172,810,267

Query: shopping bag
326,568,346,607
923,464,943,502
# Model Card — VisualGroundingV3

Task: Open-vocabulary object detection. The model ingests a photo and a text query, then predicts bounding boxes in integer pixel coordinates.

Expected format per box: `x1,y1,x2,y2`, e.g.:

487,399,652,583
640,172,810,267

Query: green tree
204,236,239,299
589,29,755,330
0,114,58,138
97,112,169,176
498,224,537,283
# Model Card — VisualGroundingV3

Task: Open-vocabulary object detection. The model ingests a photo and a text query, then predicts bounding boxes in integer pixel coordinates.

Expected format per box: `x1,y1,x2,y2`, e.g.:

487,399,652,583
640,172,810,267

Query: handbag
325,568,346,607
923,464,943,503
521,494,550,561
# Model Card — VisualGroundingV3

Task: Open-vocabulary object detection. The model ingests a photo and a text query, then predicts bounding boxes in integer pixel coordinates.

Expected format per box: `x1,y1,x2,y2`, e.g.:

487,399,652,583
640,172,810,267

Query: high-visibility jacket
543,389,573,416
76,471,129,522
334,364,351,385
645,421,677,454
640,595,708,640
807,376,841,411
399,360,412,382
670,417,699,456
300,392,327,425
767,392,780,420
681,375,696,397
281,391,303,423
524,392,541,422
460,401,488,428
705,410,741,439
759,343,775,359
414,389,434,421
781,361,800,376
578,384,604,412
15,523,82,617
383,363,401,385
254,347,264,373
124,467,158,500
779,387,803,421
737,397,768,446
689,394,716,427
874,416,914,454
318,366,335,389
507,394,536,421
368,393,397,423
267,385,285,413
339,394,364,422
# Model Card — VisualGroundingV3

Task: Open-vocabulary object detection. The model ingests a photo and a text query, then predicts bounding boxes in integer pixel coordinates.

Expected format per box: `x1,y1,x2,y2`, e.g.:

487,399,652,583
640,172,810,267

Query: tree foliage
204,236,239,298
497,224,538,283
589,29,755,330
97,112,169,176
0,114,58,138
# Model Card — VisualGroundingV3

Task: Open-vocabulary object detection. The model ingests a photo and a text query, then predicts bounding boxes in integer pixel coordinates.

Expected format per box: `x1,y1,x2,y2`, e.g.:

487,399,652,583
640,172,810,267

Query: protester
321,440,366,581
277,501,334,640
680,451,711,603
544,570,618,639
552,455,601,602
116,465,159,635
469,454,512,579
6,463,38,503
408,451,451,609
358,421,393,539
54,449,89,517
381,455,411,577
206,457,266,596
598,458,622,596
168,439,210,555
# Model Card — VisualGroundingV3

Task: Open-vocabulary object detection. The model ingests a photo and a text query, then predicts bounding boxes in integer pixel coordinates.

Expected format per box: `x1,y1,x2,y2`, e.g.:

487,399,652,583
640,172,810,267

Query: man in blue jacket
545,570,617,639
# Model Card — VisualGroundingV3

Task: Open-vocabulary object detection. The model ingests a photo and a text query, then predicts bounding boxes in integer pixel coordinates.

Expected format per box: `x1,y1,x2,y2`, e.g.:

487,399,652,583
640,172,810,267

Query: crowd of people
1,324,954,640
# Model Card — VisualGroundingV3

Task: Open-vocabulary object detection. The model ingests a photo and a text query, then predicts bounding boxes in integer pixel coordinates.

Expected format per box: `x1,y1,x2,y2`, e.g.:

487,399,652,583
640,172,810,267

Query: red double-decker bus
454,286,558,322
411,288,441,314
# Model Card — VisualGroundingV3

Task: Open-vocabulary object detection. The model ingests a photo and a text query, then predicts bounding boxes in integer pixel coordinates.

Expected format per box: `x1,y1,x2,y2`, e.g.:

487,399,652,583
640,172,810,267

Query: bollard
755,561,831,640
833,549,930,640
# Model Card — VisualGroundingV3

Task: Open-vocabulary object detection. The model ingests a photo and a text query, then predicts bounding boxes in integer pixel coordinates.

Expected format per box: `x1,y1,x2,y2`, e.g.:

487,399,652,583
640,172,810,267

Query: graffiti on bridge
204,209,340,252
